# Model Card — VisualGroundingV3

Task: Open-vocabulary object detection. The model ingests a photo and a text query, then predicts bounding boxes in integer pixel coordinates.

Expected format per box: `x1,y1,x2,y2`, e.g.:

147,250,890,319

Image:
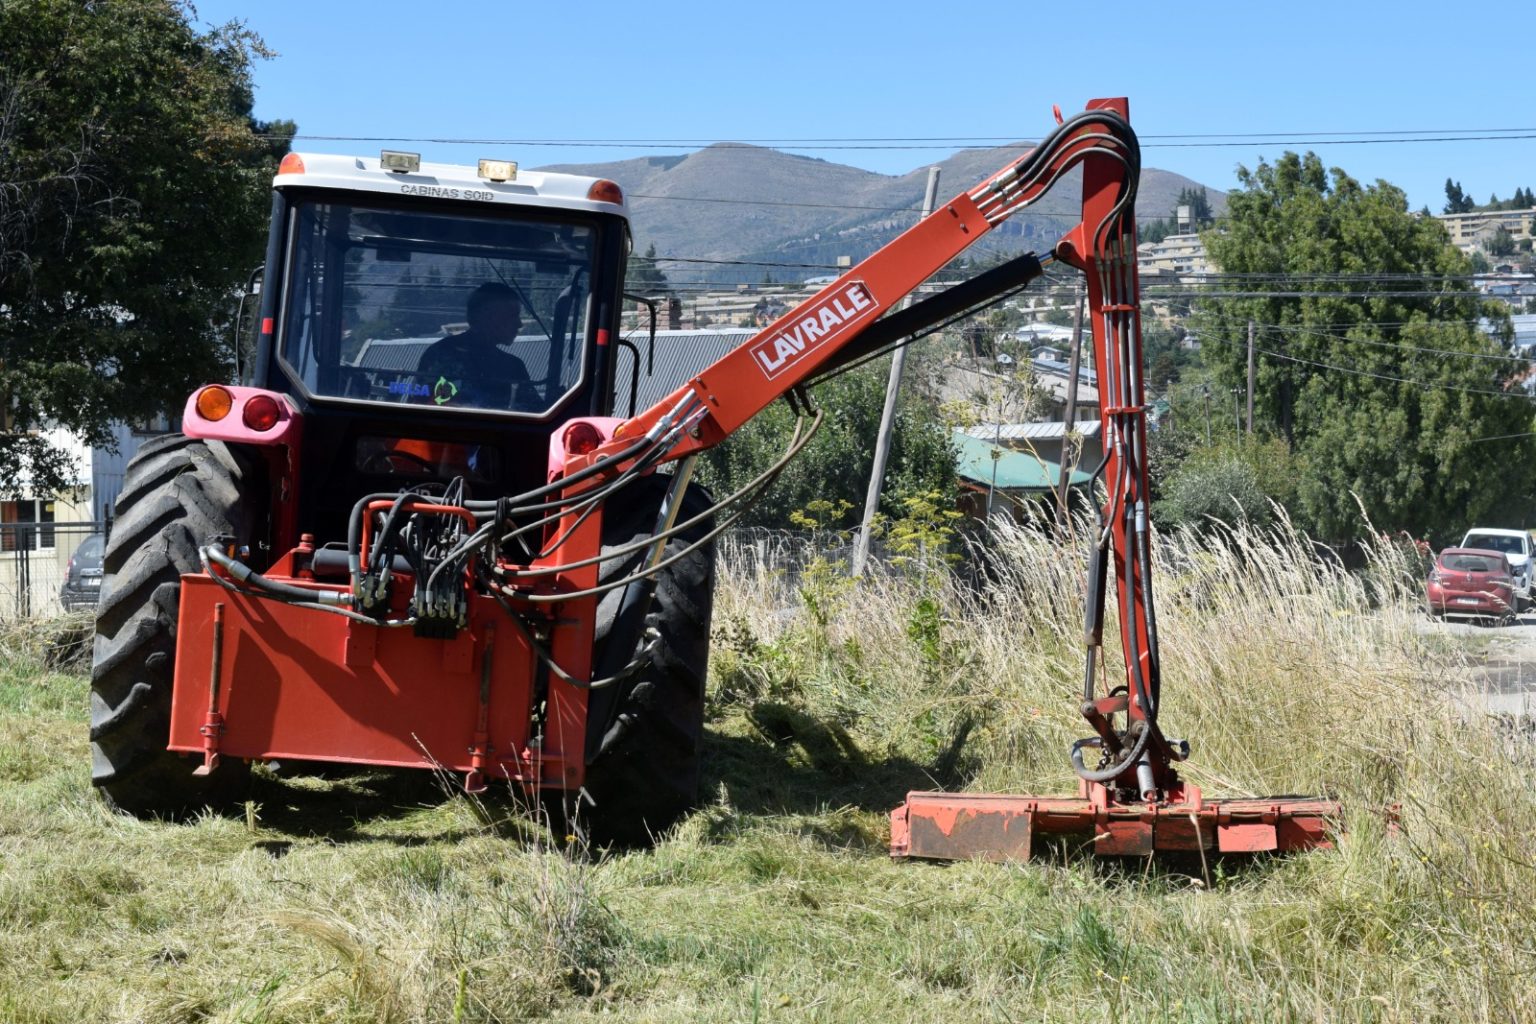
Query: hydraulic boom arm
587,97,1169,797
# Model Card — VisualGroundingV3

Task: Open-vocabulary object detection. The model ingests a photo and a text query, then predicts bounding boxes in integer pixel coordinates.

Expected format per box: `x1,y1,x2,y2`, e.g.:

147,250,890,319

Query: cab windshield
278,200,598,415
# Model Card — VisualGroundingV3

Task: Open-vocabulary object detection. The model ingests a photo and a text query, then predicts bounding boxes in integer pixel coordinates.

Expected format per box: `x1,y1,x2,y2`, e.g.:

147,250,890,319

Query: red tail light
563,422,604,455
242,394,282,431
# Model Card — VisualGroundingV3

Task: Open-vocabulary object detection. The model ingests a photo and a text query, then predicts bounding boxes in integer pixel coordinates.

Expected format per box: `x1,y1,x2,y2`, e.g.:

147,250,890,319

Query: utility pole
1246,319,1256,435
1202,382,1212,445
986,422,1003,520
1055,285,1086,530
851,165,942,577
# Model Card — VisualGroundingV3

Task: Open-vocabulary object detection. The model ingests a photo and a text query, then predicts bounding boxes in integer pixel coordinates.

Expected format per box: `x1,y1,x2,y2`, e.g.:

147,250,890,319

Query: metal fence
0,522,945,623
0,520,110,622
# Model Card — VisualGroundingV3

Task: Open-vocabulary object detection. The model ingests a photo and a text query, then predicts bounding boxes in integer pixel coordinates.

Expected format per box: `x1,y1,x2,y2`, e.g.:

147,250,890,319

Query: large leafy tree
1199,152,1534,543
0,0,293,492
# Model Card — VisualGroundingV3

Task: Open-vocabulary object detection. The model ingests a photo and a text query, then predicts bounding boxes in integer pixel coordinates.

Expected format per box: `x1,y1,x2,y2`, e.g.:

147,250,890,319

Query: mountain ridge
539,144,1224,282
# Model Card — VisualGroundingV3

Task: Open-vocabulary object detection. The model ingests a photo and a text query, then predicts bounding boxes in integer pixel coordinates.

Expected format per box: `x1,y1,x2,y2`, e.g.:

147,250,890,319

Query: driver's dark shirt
416,331,529,407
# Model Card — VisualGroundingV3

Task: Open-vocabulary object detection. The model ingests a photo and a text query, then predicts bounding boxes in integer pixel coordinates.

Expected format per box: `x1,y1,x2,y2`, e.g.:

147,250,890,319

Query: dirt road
1419,612,1536,717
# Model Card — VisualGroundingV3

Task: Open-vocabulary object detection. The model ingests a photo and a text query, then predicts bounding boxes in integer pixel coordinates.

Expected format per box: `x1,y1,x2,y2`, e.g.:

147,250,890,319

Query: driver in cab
416,282,531,408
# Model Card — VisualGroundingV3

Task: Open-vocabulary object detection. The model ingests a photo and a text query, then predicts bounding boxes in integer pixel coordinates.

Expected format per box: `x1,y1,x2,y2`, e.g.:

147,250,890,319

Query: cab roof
273,152,628,217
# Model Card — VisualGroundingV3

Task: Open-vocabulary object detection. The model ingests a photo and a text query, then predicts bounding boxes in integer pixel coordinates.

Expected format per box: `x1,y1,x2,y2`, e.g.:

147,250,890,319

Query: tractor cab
245,151,634,543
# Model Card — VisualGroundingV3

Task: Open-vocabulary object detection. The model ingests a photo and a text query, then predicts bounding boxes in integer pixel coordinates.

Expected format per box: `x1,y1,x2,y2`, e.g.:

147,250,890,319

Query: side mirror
234,265,264,385
623,292,658,376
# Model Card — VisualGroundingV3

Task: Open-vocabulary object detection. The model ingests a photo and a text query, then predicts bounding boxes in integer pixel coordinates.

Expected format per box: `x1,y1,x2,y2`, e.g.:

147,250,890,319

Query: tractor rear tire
90,434,258,817
568,472,716,848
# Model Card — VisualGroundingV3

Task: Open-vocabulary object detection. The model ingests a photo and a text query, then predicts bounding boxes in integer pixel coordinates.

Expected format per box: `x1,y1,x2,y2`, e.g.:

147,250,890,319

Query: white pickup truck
1460,528,1534,610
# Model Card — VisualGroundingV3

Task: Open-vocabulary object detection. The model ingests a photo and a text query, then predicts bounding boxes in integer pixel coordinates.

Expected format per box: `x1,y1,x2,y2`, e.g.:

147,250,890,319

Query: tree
1488,225,1517,258
1443,179,1476,214
625,243,672,297
1200,152,1535,543
1154,437,1300,530
0,0,292,494
694,360,956,530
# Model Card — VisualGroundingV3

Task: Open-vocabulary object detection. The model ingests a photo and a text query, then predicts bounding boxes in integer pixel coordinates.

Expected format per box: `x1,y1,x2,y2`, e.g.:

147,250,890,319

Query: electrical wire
490,595,645,691
265,129,1536,150
1194,316,1531,365
497,410,823,602
1153,289,1494,299
422,401,704,593
496,412,819,582
1257,347,1536,400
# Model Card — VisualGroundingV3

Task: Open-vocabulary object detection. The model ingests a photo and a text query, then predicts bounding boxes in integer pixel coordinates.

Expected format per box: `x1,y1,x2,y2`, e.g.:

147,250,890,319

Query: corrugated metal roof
1032,357,1097,384
611,328,759,415
1510,314,1536,350
951,430,1092,492
351,337,435,372
1034,373,1100,404
964,421,1101,442
350,334,563,377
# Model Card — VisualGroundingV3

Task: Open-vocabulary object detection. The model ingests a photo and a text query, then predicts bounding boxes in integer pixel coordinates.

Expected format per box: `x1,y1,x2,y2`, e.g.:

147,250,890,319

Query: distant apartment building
1136,233,1212,277
1435,208,1536,254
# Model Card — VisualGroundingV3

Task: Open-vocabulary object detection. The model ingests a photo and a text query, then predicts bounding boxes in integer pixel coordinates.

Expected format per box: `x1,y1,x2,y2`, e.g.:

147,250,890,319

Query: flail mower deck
892,788,1342,863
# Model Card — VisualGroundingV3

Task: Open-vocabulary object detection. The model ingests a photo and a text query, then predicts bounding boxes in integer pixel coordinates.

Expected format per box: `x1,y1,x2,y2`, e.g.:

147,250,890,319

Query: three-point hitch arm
566,97,1176,797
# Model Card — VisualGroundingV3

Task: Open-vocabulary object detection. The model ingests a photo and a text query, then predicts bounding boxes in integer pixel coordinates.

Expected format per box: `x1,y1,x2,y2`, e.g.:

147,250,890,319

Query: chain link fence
0,520,109,622
1,521,953,624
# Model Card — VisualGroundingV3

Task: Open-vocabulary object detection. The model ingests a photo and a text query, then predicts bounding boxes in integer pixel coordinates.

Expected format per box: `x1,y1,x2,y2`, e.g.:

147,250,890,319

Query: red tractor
90,99,1341,856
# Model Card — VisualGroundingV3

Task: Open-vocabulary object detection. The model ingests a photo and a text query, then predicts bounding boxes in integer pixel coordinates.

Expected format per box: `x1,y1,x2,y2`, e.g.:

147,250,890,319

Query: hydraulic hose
1071,720,1152,784
199,545,415,627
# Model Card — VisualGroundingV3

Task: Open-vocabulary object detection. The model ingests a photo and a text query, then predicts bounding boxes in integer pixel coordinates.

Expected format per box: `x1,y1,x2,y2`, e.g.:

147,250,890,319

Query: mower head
891,782,1343,863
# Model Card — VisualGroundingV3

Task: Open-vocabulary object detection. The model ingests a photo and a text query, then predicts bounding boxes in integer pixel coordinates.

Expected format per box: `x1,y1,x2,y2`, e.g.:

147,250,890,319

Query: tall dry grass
0,514,1531,1021
709,512,1536,1020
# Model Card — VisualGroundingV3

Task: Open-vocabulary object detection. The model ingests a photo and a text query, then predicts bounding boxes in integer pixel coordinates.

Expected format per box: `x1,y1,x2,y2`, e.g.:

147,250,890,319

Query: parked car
1427,547,1516,623
1459,528,1532,610
59,533,105,611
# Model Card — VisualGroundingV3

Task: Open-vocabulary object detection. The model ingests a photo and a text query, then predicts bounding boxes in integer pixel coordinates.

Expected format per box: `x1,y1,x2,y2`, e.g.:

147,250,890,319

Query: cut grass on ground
1,519,1532,1023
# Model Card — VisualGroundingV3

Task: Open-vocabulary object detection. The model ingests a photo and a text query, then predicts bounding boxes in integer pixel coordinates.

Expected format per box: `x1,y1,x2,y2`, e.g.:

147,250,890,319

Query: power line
1160,271,1534,282
1146,133,1536,149
647,254,1536,288
643,256,846,270
265,129,1536,151
1195,317,1531,365
1258,347,1534,401
631,193,924,214
1469,431,1536,443
627,191,1178,221
1198,316,1514,332
1150,289,1493,299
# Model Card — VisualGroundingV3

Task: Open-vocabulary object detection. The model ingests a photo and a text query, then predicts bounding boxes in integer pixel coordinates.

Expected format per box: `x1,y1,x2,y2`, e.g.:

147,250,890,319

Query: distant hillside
540,143,1225,284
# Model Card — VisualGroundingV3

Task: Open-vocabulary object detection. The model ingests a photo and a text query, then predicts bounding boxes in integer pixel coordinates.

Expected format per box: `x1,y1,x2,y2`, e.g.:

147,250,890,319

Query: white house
2,427,94,617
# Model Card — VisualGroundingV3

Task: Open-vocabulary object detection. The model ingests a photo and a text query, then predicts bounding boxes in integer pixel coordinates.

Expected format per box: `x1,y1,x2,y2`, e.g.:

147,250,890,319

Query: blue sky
197,1,1534,216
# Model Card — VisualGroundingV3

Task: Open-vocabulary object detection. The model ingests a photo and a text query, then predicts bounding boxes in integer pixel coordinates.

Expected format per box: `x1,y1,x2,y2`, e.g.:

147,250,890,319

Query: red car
1427,547,1517,622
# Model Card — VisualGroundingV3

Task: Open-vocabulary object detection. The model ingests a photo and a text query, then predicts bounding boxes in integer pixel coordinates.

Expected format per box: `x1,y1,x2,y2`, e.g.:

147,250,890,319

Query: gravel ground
1419,610,1536,718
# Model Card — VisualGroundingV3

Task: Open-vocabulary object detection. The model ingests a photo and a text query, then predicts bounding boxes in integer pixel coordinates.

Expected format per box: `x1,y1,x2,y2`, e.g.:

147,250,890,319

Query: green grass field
2,520,1533,1023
